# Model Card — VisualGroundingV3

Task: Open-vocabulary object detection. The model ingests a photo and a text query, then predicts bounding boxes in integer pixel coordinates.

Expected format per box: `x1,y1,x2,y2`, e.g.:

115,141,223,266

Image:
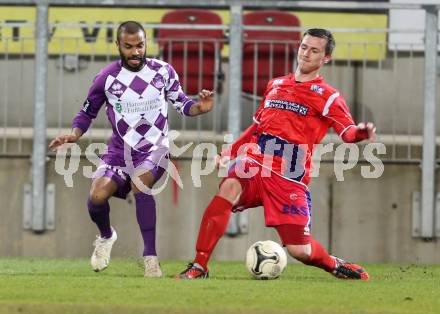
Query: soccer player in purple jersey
49,21,214,277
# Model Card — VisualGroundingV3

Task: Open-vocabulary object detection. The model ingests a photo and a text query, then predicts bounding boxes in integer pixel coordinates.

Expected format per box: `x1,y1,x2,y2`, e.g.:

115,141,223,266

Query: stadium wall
1,156,439,263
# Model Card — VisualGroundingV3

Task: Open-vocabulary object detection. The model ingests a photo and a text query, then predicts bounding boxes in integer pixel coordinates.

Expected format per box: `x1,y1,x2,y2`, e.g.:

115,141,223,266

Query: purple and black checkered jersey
72,58,195,158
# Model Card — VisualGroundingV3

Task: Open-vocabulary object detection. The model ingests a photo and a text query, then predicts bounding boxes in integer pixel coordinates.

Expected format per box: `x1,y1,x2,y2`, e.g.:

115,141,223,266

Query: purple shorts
93,155,167,199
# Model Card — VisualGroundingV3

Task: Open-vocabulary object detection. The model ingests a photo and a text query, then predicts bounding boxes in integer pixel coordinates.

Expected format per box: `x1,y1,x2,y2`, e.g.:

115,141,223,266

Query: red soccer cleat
331,256,369,281
176,263,209,279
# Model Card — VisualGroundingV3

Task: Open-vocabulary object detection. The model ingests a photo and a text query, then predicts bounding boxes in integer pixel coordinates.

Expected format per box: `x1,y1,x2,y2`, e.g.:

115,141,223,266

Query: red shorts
275,224,311,245
221,157,312,244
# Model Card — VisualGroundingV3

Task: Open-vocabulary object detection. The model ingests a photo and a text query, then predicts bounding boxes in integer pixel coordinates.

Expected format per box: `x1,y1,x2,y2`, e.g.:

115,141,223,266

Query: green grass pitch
0,258,439,314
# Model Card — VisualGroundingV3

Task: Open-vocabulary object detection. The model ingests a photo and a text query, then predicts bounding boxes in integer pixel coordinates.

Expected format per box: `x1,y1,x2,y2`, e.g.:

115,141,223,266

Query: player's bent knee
89,177,117,205
286,245,311,262
89,188,111,205
218,178,242,203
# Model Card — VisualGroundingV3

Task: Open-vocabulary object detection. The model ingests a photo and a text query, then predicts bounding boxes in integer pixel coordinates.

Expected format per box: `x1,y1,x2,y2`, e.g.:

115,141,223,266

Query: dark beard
119,51,146,72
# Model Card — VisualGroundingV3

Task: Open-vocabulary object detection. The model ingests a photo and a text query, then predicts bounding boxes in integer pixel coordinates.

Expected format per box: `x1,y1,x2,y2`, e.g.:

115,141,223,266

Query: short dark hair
116,21,146,42
302,28,335,56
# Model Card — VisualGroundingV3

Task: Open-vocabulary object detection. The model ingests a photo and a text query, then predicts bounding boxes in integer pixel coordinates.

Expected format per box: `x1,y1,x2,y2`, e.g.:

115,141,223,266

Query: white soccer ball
245,240,287,280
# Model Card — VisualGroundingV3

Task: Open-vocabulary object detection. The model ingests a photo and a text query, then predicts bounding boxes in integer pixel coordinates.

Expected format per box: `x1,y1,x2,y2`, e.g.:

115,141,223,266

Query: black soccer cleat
331,256,369,281
176,263,209,279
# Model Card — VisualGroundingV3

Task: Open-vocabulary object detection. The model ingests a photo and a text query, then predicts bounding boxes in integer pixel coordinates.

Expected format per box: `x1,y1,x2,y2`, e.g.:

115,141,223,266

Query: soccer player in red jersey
178,28,375,280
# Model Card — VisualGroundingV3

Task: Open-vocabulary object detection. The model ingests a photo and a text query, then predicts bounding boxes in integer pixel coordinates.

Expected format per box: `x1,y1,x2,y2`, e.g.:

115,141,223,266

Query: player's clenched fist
357,122,376,142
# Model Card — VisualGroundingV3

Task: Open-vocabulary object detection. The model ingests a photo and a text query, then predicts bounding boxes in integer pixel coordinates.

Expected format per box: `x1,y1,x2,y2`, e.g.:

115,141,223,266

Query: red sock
303,240,336,272
194,195,233,270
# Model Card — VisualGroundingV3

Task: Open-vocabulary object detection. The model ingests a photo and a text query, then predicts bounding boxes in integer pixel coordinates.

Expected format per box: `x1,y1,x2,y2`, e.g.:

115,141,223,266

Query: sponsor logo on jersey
264,99,309,116
310,84,324,95
282,204,309,216
272,79,285,85
152,75,165,89
114,98,162,114
115,102,122,113
113,82,122,90
82,99,90,112
110,82,124,95
104,165,127,181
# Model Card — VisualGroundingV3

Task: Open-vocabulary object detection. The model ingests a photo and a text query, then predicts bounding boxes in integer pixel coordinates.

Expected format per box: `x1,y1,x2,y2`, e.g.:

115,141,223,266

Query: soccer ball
245,240,287,280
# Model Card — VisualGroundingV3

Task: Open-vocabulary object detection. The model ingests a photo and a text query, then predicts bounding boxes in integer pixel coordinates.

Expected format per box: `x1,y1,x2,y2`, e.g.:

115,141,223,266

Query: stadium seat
242,10,301,96
157,9,224,95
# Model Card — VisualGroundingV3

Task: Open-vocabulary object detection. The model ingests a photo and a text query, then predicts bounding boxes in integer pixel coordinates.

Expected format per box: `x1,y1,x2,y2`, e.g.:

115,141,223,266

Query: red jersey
230,74,356,186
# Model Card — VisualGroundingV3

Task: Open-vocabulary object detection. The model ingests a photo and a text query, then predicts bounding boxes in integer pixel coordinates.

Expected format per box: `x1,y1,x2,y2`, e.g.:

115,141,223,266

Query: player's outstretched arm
188,89,214,116
48,127,83,151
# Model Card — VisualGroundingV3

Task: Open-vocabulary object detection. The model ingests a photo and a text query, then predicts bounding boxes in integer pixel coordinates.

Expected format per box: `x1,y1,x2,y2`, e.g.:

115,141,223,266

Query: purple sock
87,198,112,239
134,192,157,256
